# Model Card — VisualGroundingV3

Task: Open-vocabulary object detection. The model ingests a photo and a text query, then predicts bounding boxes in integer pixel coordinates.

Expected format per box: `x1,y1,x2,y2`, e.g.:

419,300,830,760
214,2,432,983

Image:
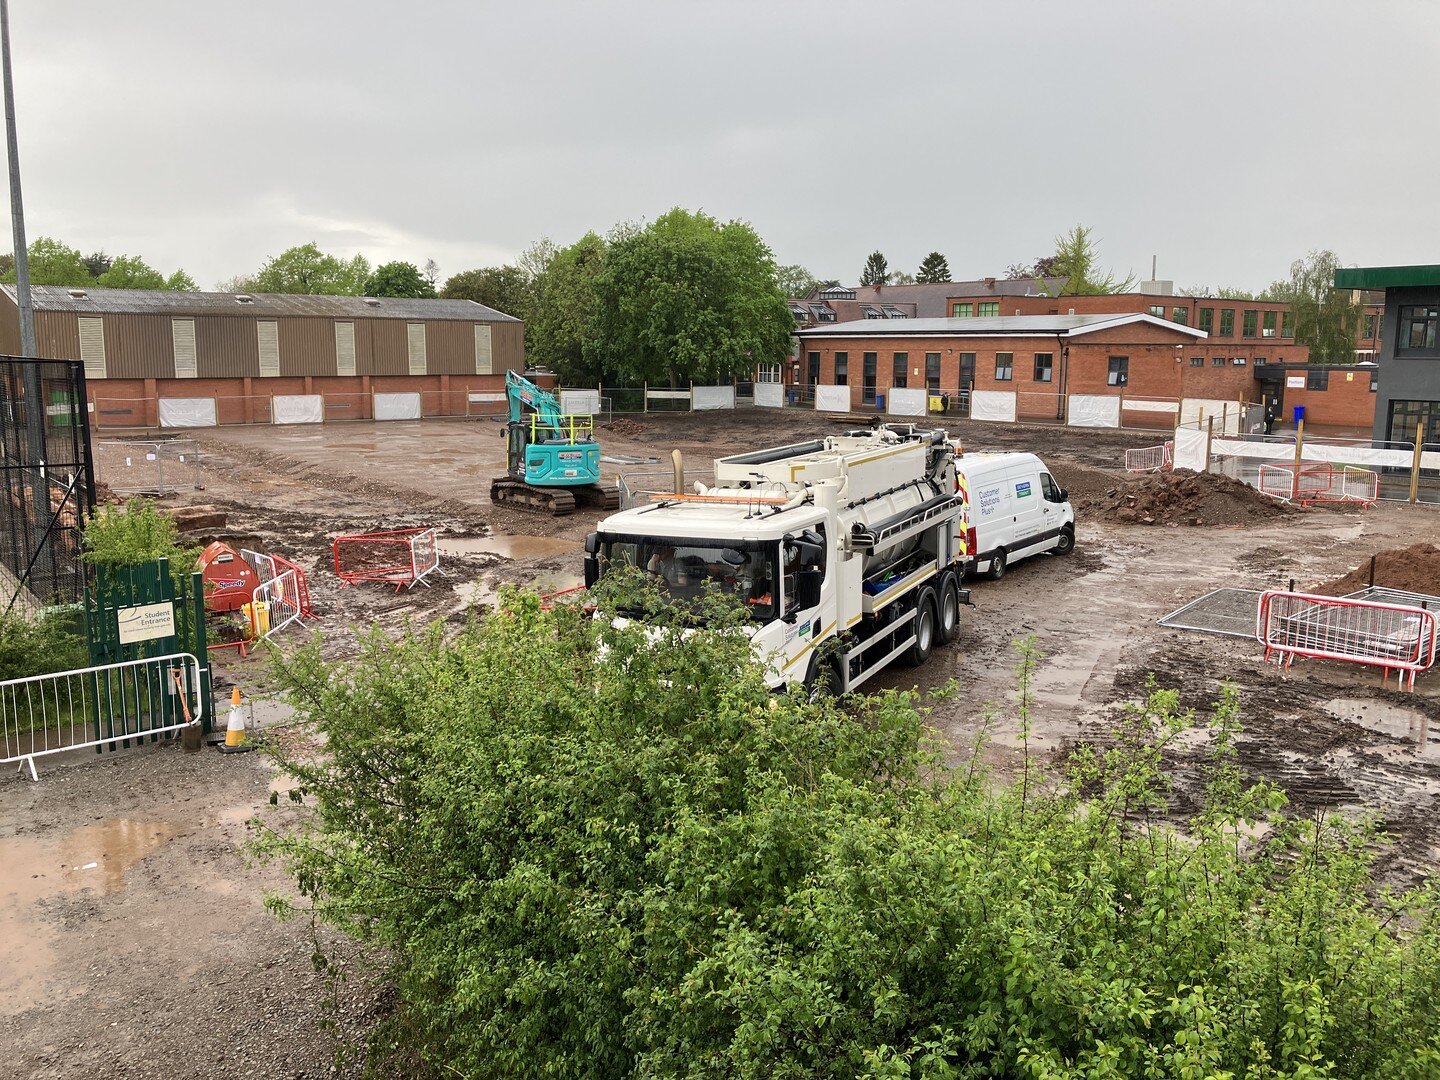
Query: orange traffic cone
218,687,255,754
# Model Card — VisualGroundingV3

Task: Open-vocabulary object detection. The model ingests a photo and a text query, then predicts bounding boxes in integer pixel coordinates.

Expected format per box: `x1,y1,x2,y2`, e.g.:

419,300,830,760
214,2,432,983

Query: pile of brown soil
605,418,647,437
1072,468,1294,527
1310,543,1440,597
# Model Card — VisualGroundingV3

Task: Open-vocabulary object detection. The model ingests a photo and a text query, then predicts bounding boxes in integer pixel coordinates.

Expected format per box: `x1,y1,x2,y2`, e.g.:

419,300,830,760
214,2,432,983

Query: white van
954,452,1074,580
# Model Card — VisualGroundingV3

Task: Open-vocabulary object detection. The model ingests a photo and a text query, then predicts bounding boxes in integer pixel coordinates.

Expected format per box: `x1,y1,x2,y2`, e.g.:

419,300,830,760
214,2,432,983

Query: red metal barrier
332,528,440,591
1256,590,1438,690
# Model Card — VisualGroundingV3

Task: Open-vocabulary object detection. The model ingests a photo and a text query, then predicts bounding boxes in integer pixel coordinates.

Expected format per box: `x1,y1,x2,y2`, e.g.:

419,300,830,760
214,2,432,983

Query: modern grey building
1333,265,1440,444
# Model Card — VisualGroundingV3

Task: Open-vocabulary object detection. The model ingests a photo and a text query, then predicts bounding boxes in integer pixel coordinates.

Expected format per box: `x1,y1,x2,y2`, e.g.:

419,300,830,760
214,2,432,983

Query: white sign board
116,602,176,645
970,390,1018,423
814,385,852,413
692,385,736,411
272,394,323,425
157,397,217,428
1067,394,1122,428
886,388,927,417
373,392,422,421
753,382,784,408
560,389,601,415
1286,375,1306,388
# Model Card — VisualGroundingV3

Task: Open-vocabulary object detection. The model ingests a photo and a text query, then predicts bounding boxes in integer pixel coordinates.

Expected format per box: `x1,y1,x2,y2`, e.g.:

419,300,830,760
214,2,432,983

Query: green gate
84,557,215,737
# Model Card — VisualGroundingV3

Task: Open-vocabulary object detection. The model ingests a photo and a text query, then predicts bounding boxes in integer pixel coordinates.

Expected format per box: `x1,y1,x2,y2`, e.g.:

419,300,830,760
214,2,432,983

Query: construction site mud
4,408,1438,1077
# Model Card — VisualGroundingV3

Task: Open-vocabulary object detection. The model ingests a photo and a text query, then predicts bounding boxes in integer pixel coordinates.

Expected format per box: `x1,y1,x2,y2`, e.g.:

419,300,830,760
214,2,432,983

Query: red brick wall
1270,369,1378,429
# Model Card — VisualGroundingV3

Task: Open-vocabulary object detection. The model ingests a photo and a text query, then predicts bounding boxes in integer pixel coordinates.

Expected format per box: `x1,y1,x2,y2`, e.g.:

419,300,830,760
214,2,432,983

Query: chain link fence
94,439,204,495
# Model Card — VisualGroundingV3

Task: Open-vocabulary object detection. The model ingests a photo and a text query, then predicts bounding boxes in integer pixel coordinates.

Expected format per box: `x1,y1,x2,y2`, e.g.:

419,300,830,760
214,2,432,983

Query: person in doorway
941,391,951,414
1264,402,1277,436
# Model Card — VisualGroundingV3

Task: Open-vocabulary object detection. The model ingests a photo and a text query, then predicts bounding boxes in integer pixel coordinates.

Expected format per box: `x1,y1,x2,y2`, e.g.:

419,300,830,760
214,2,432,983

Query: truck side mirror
1058,488,1069,503
795,540,823,568
794,569,822,610
584,532,600,555
583,555,600,589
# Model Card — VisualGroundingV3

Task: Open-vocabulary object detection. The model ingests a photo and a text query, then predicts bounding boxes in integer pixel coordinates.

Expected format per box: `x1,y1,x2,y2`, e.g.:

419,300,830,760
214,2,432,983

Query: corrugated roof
0,284,521,322
796,313,1207,339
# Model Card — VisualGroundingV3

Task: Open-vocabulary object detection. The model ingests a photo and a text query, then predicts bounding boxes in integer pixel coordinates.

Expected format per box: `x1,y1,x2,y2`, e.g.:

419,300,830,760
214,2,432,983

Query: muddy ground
3,409,1438,1078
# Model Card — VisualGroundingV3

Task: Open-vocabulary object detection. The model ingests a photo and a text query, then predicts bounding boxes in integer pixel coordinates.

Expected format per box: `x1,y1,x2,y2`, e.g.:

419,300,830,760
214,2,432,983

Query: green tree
890,269,916,285
1217,285,1261,300
527,232,606,381
916,251,951,283
96,254,168,290
1045,225,1136,295
253,243,370,295
0,237,90,287
587,209,792,385
260,591,1440,1079
441,265,530,316
859,250,890,286
1264,250,1362,363
165,269,199,291
363,260,438,299
775,263,820,298
84,250,112,278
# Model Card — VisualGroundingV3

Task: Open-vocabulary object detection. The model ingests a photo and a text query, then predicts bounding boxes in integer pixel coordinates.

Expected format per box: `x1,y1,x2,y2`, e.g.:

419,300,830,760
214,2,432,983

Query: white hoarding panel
886,388,927,417
1067,394,1122,428
560,389,601,416
374,392,422,421
691,385,736,411
814,385,852,413
1171,426,1209,471
753,382,785,408
970,390,1017,423
157,397,217,428
272,394,323,425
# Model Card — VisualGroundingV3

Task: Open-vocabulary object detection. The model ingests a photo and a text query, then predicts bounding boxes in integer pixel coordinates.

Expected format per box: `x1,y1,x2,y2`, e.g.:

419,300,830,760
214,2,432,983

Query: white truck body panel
954,452,1074,575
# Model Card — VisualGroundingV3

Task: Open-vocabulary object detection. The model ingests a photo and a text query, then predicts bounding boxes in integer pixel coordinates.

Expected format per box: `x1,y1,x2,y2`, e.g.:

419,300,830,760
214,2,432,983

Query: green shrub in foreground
258,581,1440,1079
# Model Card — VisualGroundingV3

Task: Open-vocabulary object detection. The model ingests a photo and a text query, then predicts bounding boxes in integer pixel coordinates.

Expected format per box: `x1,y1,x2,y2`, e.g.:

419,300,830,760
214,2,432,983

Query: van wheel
905,591,937,666
937,573,960,644
987,549,1007,581
1055,526,1075,556
805,658,843,702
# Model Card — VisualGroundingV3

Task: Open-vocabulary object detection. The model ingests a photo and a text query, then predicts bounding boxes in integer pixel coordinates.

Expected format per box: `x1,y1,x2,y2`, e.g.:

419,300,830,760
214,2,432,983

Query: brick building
0,285,524,428
794,313,1244,424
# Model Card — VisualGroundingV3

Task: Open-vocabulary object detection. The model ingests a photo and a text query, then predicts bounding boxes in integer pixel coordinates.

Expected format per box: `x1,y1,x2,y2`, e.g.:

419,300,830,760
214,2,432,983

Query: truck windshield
601,537,778,621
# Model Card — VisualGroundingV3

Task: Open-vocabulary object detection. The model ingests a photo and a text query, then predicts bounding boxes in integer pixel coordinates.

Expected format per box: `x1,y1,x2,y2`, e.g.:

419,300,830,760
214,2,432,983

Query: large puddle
0,819,177,1016
440,534,580,560
1324,696,1436,753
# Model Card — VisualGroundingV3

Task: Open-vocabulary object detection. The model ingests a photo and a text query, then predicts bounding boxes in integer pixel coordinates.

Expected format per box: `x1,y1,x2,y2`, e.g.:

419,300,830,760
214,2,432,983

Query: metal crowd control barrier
94,439,203,495
1125,442,1174,473
1256,463,1379,506
332,527,440,590
1256,591,1438,691
1,652,206,780
254,568,303,642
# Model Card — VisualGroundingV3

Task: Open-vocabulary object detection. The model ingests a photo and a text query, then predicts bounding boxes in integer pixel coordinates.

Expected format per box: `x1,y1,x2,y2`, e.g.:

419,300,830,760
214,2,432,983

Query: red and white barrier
333,528,440,590
1256,590,1438,690
1125,442,1174,473
1257,463,1379,506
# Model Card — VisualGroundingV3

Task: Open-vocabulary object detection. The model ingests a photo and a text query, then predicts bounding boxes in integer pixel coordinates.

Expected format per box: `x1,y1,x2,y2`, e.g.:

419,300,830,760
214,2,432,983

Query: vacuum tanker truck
583,424,970,695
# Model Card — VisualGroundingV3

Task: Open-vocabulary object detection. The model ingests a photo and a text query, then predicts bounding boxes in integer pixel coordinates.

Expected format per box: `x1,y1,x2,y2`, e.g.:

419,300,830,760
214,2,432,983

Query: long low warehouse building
0,285,525,428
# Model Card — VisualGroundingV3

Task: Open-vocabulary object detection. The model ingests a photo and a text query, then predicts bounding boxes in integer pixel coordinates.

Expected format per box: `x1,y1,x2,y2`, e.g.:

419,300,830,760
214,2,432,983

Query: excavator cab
491,370,619,514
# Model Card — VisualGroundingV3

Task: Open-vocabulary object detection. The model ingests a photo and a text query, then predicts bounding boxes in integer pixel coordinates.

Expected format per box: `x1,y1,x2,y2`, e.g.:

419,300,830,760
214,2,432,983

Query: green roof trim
1333,265,1440,289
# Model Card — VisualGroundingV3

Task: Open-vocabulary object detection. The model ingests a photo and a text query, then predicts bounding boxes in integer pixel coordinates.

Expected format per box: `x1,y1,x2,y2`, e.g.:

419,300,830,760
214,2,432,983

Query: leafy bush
0,608,87,681
83,496,196,571
259,581,1440,1078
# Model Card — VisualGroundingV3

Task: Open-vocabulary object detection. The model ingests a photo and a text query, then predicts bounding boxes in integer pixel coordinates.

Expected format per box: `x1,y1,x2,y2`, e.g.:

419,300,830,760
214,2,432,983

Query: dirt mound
1311,543,1440,597
1072,468,1294,527
605,418,647,437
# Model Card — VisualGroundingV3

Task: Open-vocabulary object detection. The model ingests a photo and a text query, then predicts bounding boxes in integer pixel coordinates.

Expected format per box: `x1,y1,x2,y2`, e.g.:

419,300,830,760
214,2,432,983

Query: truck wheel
1055,526,1075,556
987,549,1007,581
937,574,960,644
805,658,843,702
905,592,936,666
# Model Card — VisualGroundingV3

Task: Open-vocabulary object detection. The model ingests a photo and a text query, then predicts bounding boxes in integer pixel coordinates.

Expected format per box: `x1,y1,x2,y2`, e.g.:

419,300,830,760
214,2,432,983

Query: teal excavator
490,370,620,514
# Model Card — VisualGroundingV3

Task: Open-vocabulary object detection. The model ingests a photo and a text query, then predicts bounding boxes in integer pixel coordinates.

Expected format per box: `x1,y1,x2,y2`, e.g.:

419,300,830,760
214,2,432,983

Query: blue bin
875,393,886,411
1292,404,1306,424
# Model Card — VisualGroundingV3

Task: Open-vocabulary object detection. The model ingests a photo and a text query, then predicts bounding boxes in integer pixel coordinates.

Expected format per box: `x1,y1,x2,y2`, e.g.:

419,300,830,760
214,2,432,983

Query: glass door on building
959,352,975,390
1388,399,1440,447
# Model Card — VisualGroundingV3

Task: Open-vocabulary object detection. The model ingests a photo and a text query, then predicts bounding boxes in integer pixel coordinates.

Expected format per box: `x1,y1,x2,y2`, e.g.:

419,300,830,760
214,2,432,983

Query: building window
1398,304,1439,351
77,316,107,379
892,352,908,388
1307,368,1329,391
1198,307,1214,334
952,302,973,318
882,306,907,319
1172,306,1189,326
1282,311,1294,338
925,352,942,389
1262,310,1277,338
1033,353,1053,382
862,305,885,319
1364,313,1377,340
978,301,1000,317
812,306,836,322
171,318,197,379
1219,309,1235,337
1212,356,1226,367
1107,356,1129,387
1148,304,1165,318
788,302,810,323
1388,399,1440,445
1242,310,1258,338
1370,371,1378,392
994,353,1013,381
1189,356,1204,367
958,352,975,387
1233,356,1247,366
337,321,358,376
807,351,820,384
862,352,878,403
258,321,281,377
834,352,848,386
757,361,782,383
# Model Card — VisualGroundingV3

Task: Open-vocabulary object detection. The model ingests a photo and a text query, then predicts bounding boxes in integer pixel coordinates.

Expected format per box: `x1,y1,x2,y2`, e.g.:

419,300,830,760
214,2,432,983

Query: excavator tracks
490,478,578,515
573,481,621,511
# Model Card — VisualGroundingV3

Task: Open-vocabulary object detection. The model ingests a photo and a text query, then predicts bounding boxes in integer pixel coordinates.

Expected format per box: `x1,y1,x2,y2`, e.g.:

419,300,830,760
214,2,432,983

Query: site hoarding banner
1067,394,1121,428
157,398,218,428
691,385,736,411
271,395,323,425
1172,427,1209,471
885,388,927,417
753,382,784,409
970,390,1017,423
1123,399,1180,413
373,392,422,421
814,385,851,413
1210,438,1438,471
560,389,601,416
1180,398,1243,433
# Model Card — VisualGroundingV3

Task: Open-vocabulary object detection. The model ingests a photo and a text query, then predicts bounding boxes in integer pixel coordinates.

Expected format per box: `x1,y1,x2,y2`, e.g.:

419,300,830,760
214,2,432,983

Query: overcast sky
6,1,1438,293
